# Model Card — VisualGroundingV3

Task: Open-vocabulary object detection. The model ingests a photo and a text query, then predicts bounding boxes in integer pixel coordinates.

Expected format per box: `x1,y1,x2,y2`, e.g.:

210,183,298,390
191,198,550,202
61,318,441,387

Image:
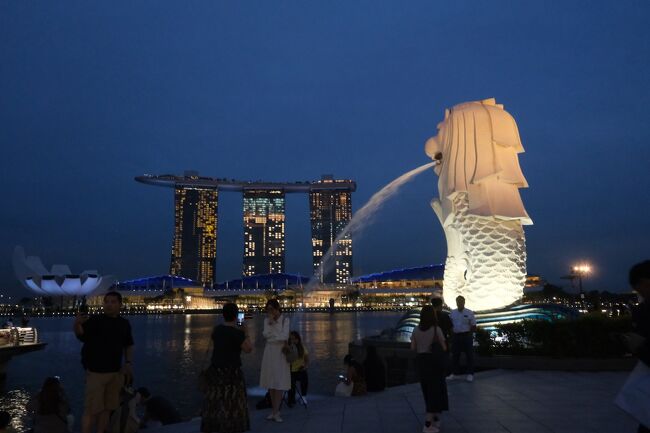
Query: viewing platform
150,369,634,433
135,173,356,192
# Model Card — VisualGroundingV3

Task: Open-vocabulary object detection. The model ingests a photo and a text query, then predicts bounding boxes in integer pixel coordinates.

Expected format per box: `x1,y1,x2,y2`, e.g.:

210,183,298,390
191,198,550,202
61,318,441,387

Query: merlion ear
425,136,440,159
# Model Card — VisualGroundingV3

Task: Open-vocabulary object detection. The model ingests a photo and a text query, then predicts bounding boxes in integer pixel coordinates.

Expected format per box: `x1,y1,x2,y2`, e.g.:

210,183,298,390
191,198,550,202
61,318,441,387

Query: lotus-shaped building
13,246,114,296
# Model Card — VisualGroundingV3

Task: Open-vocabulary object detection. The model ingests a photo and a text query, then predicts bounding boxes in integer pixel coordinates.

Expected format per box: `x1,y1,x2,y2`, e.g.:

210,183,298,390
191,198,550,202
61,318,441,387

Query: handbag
430,326,446,359
430,309,447,360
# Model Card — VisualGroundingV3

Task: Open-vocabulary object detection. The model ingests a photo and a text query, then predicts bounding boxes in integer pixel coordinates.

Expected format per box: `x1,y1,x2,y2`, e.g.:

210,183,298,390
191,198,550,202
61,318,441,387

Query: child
287,331,309,406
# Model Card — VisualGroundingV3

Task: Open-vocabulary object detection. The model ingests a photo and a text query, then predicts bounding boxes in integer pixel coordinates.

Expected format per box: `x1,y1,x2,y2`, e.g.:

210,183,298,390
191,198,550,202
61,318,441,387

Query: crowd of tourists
5,260,648,433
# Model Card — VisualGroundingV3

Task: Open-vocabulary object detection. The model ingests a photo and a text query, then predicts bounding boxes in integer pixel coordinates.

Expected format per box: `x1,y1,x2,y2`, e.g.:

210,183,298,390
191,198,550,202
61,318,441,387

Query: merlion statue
425,98,532,311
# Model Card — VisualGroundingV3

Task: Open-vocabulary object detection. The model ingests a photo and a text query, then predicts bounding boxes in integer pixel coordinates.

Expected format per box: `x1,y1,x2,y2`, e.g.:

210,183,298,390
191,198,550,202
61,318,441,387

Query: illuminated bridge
136,172,356,287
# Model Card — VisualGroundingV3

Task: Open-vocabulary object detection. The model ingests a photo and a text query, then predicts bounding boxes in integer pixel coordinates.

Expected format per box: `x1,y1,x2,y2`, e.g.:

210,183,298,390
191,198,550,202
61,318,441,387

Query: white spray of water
306,161,436,291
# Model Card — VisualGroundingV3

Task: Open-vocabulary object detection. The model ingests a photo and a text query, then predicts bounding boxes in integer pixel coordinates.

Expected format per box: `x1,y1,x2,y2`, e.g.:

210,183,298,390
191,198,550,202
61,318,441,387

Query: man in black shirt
74,291,134,433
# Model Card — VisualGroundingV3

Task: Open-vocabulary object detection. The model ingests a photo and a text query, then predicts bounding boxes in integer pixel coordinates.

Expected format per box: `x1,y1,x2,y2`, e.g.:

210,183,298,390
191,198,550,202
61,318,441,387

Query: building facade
136,172,355,285
243,189,286,276
170,186,218,286
309,176,354,284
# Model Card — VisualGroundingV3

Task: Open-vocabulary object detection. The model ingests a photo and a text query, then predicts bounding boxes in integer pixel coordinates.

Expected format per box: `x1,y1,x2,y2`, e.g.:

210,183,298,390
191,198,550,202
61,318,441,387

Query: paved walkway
152,370,637,433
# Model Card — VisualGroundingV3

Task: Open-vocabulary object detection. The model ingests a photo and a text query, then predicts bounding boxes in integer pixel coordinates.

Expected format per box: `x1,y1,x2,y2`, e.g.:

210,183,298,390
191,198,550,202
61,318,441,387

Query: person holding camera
259,299,290,423
201,302,252,433
73,291,134,433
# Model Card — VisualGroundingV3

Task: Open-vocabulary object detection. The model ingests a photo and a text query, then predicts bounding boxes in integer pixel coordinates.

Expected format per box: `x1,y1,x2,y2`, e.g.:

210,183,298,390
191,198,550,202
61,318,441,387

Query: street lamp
572,263,591,309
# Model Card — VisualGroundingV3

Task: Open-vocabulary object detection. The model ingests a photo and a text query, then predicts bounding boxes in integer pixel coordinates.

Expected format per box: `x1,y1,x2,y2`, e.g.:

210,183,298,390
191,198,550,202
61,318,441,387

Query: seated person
0,411,14,433
341,354,367,396
27,377,72,433
136,388,183,427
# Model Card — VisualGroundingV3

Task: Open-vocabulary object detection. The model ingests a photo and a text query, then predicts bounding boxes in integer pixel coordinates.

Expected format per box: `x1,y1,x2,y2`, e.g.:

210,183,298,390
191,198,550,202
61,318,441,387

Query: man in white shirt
449,295,476,382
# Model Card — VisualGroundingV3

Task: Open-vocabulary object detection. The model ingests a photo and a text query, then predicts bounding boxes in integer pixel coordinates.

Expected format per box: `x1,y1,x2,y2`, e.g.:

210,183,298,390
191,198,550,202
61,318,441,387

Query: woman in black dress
411,305,448,433
201,302,253,433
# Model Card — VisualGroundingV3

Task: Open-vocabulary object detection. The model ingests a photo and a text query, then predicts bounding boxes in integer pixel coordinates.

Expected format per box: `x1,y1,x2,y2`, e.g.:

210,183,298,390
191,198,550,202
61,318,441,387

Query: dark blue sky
1,1,649,297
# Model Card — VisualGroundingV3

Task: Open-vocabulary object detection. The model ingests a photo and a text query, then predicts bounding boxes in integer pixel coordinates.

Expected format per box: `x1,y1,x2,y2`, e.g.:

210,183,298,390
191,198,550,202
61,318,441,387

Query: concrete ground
152,370,637,433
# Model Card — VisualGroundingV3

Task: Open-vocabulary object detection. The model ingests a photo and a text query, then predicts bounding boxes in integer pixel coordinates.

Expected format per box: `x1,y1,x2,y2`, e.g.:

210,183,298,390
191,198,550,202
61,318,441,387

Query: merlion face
425,98,532,311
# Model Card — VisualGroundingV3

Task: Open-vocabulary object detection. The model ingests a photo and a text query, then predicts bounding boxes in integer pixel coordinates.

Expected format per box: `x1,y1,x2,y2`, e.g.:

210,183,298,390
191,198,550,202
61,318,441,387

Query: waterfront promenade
152,369,634,433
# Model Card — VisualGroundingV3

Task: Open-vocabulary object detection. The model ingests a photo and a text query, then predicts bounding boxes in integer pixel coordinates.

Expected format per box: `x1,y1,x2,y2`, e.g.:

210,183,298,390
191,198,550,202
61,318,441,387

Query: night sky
1,1,649,297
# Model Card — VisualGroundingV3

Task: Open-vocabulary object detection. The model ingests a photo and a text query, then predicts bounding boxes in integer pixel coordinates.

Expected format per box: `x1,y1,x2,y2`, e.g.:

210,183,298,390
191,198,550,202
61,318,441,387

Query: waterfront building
170,184,218,287
309,175,354,284
243,189,286,276
101,275,221,311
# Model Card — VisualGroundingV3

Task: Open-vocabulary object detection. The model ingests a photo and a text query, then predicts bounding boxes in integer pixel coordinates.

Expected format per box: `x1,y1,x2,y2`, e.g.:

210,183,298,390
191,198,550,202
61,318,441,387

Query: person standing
286,331,309,407
73,291,134,433
201,302,252,433
449,295,476,382
411,305,448,433
259,299,290,423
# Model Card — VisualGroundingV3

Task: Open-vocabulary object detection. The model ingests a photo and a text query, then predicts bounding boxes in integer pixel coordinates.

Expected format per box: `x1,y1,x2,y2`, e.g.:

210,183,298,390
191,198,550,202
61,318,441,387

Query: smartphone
237,312,245,325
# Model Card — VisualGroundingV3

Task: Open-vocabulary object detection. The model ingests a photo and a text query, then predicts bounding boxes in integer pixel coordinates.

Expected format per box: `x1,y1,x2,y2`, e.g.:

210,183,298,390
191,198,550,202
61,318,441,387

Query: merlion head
425,98,532,224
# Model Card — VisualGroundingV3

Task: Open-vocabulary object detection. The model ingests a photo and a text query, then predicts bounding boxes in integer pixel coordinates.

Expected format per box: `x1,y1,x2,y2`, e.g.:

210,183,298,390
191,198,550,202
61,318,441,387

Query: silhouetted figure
363,346,386,392
411,305,448,433
629,261,650,433
0,411,12,433
28,376,72,433
201,302,252,433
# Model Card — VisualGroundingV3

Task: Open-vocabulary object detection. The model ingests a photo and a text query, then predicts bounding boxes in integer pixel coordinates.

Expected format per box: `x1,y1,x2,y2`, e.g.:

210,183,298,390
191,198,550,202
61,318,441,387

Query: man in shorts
74,291,134,433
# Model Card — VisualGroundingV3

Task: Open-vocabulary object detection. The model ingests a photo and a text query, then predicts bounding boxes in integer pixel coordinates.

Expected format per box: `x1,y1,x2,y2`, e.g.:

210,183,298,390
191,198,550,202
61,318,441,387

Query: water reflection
1,311,400,428
0,389,30,432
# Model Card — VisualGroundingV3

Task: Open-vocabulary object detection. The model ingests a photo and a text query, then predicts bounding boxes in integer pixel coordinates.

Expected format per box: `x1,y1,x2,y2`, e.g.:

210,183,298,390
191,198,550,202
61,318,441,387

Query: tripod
282,383,308,409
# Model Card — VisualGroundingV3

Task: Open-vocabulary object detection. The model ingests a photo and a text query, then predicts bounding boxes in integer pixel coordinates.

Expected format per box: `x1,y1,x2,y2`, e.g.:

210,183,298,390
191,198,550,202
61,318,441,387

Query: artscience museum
12,247,114,297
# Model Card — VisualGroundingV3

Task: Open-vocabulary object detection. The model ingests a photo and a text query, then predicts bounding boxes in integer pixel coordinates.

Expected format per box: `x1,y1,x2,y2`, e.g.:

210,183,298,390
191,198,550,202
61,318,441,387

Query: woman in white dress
259,299,290,422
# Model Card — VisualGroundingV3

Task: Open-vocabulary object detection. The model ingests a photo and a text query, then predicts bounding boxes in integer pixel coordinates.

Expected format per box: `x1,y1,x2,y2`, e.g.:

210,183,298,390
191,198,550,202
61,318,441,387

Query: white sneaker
273,414,284,423
466,374,474,382
446,374,456,380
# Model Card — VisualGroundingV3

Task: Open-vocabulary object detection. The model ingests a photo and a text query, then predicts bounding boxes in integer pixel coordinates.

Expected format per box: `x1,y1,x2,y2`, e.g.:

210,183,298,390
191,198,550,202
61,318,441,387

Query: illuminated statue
425,98,532,311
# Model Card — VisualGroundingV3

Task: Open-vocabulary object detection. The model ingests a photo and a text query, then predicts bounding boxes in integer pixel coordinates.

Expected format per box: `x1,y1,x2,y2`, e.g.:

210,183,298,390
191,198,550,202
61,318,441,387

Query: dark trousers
288,369,308,404
452,332,474,375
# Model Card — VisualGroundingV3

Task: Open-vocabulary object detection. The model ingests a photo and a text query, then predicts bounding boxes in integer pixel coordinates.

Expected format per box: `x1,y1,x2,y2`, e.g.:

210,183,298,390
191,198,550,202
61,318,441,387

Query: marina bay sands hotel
136,172,355,287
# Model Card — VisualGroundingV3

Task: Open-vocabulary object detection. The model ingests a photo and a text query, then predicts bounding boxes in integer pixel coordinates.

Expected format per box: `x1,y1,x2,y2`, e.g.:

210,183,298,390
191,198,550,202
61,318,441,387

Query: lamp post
572,264,591,310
